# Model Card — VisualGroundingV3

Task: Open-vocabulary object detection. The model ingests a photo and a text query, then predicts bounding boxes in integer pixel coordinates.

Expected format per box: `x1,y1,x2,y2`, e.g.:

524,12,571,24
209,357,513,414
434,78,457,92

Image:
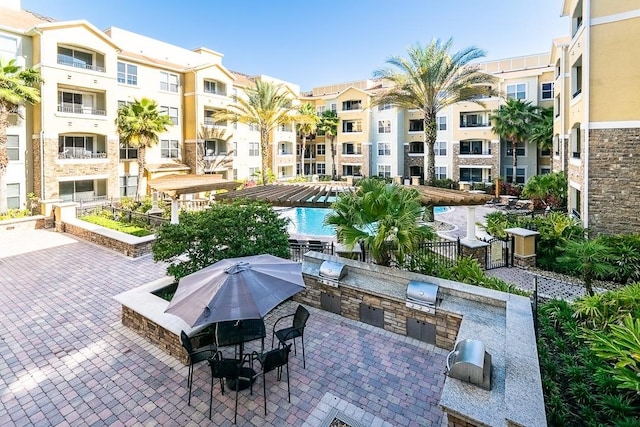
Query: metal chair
180,330,217,406
250,344,292,415
272,305,310,368
208,353,245,424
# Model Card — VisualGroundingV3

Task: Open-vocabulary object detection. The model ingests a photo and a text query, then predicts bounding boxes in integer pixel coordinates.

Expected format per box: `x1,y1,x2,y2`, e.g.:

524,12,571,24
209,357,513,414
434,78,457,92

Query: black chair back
262,345,291,373
180,331,194,355
293,306,310,330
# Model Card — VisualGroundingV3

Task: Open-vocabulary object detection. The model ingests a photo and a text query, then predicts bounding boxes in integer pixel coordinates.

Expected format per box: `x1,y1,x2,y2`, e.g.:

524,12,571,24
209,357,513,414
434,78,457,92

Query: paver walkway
0,229,447,426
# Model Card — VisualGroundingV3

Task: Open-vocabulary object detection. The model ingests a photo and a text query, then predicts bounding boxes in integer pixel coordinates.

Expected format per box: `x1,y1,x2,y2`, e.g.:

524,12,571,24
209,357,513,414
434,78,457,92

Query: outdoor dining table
214,318,266,390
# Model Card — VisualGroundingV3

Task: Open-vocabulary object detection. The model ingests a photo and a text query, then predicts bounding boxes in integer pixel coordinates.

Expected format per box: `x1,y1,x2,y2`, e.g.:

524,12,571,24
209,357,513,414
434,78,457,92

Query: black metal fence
78,204,169,230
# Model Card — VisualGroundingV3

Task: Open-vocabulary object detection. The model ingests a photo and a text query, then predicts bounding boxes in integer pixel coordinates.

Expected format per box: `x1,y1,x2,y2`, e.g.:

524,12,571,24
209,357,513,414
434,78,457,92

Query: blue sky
21,0,568,91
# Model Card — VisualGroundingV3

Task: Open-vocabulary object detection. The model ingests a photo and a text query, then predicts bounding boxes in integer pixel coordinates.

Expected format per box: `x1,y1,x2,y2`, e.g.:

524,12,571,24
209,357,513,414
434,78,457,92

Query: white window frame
506,83,527,100
119,175,138,197
160,71,179,92
541,82,554,100
505,141,525,157
316,163,326,175
435,166,447,180
160,140,180,159
377,164,391,178
316,144,326,155
249,142,260,157
437,116,447,131
7,135,19,161
378,104,391,111
162,106,179,125
377,142,391,156
434,141,447,156
378,120,391,134
6,183,20,209
506,167,526,184
117,62,137,85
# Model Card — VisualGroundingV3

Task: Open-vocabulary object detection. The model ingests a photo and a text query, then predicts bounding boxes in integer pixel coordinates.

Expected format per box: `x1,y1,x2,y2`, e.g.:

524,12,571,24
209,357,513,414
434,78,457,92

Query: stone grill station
298,252,546,427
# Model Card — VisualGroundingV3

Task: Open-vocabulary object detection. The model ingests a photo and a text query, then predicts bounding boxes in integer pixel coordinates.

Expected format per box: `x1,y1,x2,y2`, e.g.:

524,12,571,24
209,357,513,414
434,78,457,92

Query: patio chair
180,331,218,406
272,304,310,368
209,353,246,424
250,344,292,415
308,240,325,253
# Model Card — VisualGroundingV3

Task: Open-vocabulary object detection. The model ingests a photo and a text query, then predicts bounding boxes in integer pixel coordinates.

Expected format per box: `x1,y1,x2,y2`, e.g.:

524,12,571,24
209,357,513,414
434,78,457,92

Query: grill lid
319,261,347,281
406,280,439,306
446,339,492,390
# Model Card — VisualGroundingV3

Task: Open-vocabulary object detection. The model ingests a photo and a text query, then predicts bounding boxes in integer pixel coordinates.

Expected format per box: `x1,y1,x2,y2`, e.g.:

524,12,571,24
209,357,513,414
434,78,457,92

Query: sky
20,0,569,91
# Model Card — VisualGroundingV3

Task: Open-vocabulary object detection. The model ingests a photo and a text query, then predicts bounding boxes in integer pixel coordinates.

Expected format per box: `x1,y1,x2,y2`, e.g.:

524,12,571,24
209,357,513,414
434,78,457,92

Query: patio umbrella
164,254,305,328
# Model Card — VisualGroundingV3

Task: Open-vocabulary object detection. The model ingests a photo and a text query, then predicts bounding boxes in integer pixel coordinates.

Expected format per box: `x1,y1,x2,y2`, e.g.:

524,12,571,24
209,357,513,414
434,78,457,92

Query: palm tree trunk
330,136,337,180
260,128,269,185
423,115,437,186
300,135,306,177
0,107,10,214
137,146,146,198
513,141,519,169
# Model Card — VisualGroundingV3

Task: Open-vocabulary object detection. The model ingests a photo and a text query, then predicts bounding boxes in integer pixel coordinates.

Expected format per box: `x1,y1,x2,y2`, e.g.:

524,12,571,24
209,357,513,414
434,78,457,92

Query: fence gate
485,236,512,269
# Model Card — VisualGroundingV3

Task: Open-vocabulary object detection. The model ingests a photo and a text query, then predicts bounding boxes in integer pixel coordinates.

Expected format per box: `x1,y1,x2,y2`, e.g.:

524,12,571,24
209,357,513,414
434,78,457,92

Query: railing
78,204,169,231
204,118,226,126
342,150,362,155
460,122,490,128
571,209,581,219
59,150,107,160
58,104,106,115
572,88,582,98
203,88,227,96
57,57,105,72
572,151,581,159
460,150,491,155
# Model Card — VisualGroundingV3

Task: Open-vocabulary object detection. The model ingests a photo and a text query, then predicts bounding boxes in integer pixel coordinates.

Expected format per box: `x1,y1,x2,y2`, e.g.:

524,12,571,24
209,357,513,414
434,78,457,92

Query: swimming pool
280,206,450,237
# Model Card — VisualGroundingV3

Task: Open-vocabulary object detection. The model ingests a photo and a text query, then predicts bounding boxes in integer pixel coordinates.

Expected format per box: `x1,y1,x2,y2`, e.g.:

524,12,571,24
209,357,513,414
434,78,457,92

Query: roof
149,174,239,197
215,183,492,208
145,162,191,173
0,6,54,31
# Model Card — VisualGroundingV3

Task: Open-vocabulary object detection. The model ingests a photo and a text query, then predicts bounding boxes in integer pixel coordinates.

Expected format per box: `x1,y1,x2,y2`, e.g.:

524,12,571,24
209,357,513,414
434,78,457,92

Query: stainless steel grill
318,261,347,287
405,280,439,313
446,339,492,390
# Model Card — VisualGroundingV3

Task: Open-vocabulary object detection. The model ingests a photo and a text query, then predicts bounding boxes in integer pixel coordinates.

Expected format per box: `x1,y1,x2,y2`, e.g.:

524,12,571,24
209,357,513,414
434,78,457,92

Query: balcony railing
204,117,226,126
57,56,105,73
59,149,107,159
58,104,106,115
460,122,490,128
203,88,227,96
342,149,362,155
572,88,582,98
460,149,491,155
572,151,581,159
571,208,581,219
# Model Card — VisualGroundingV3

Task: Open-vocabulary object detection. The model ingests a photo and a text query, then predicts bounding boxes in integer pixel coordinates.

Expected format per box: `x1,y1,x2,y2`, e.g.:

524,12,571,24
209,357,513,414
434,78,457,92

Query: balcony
460,121,490,128
460,149,491,155
57,56,105,73
57,46,106,73
57,103,106,115
204,117,227,127
59,148,107,160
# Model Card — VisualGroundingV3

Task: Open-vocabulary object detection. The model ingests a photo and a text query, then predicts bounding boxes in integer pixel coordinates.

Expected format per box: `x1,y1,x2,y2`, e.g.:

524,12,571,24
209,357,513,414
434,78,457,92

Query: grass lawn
81,215,153,237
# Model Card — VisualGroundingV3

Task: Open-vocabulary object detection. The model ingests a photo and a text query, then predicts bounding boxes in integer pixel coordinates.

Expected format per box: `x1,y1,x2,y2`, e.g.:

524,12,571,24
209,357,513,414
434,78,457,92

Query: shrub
81,214,152,237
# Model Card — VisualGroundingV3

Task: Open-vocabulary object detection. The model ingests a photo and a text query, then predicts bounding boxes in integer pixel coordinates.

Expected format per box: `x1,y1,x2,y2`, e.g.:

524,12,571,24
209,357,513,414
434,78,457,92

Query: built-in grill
446,339,492,390
318,260,347,287
405,280,439,314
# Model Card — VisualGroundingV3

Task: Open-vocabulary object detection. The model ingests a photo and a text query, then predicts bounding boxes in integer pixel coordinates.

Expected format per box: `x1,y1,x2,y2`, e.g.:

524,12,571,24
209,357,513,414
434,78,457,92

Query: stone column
466,206,476,240
411,176,420,186
505,227,540,269
459,238,489,268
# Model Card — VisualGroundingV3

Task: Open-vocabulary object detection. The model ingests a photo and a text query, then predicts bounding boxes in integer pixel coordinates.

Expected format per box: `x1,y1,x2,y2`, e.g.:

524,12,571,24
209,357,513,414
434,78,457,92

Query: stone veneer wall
122,306,188,365
294,275,462,351
588,127,640,235
63,222,154,257
0,216,48,231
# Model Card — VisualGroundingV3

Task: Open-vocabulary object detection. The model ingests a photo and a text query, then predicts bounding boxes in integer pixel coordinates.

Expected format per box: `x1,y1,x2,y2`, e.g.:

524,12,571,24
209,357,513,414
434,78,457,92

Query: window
342,100,362,111
571,126,581,159
204,80,225,95
160,71,179,92
461,140,484,155
377,164,391,178
117,62,137,85
505,141,525,157
437,116,447,131
572,0,584,37
409,141,424,153
249,142,259,157
506,167,526,184
342,143,361,155
342,120,362,133
248,124,257,132
316,144,325,155
434,141,447,156
572,58,583,98
342,164,362,176
540,148,551,156
7,135,19,161
330,103,337,112
162,106,179,125
541,82,554,100
506,83,526,100
316,163,326,175
378,142,391,156
57,46,103,72
279,124,293,132
378,104,391,111
409,119,424,132
161,140,179,158
435,167,447,180
460,168,484,182
58,135,104,158
117,100,130,108
378,120,391,133
119,175,137,197
541,167,551,175
204,140,227,156
0,35,17,58
7,183,20,209
119,143,138,160
460,113,488,128
316,105,326,116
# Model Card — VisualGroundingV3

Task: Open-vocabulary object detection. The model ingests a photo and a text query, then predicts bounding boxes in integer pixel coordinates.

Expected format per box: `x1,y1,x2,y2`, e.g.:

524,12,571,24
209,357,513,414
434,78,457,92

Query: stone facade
63,222,154,257
451,141,500,182
588,127,640,235
294,275,462,351
0,216,47,231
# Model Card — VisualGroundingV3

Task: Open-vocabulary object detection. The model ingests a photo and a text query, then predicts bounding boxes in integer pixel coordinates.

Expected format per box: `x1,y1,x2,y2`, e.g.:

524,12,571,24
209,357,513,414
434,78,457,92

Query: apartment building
552,0,640,235
299,53,554,187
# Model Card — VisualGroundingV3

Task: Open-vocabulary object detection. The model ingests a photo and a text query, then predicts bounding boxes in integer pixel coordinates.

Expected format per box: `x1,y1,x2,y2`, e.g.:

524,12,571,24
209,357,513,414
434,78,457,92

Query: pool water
280,206,449,237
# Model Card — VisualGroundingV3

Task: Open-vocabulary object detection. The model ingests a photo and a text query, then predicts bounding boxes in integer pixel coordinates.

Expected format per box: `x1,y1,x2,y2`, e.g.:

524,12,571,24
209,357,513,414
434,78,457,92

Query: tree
372,39,495,187
558,239,615,296
152,199,290,280
214,80,294,185
116,98,172,197
317,110,338,179
325,177,434,266
490,98,537,175
529,106,554,154
0,59,41,214
296,103,319,177
522,171,567,210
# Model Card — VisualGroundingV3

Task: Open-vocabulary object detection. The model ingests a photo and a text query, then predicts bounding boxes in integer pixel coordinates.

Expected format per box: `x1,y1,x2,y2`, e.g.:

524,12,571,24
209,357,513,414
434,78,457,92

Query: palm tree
116,98,172,197
325,177,434,266
214,80,294,185
0,59,41,214
529,105,554,168
490,98,537,175
296,103,319,177
558,239,615,296
317,110,338,179
372,39,495,187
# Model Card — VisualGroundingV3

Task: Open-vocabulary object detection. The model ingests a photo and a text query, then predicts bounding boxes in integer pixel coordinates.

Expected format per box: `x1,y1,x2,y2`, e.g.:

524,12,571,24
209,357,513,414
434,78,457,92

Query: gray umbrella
164,254,305,328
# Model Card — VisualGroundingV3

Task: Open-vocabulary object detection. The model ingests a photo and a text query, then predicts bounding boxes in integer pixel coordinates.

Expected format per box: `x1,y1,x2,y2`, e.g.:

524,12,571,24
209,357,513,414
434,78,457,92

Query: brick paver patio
0,230,447,426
